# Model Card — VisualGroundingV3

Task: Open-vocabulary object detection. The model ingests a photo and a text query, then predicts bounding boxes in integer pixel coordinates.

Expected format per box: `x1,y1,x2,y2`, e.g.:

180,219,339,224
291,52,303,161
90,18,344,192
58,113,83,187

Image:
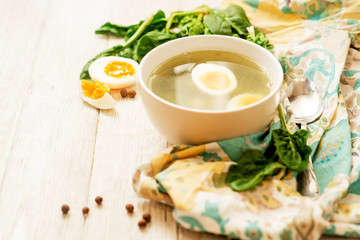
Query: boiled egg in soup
191,63,237,95
226,93,263,110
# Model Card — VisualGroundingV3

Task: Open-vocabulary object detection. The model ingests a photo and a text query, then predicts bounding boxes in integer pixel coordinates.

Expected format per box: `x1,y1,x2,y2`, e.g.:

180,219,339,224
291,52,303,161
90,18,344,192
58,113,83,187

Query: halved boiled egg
226,93,263,110
89,56,139,89
80,80,115,109
191,63,237,95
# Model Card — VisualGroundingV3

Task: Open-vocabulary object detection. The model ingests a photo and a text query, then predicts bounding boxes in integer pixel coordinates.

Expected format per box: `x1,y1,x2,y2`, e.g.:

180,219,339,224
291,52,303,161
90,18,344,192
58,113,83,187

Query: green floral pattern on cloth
133,0,360,239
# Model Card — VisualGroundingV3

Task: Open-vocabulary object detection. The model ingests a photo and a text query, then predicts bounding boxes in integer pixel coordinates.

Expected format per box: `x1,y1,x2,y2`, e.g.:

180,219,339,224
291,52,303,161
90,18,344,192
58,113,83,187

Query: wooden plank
0,0,102,238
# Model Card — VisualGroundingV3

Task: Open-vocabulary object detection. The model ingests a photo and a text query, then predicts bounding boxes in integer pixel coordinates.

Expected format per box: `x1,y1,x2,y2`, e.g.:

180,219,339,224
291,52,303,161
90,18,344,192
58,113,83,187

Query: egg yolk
104,61,135,78
81,80,110,100
236,95,262,106
200,71,230,90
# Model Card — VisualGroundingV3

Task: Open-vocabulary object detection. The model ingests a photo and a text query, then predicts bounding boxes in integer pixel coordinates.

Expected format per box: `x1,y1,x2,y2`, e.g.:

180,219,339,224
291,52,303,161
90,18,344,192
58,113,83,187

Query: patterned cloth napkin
133,1,360,239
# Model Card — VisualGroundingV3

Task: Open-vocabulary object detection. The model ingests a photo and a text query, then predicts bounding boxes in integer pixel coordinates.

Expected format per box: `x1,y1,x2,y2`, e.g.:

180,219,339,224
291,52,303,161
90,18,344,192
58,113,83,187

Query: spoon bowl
288,77,325,125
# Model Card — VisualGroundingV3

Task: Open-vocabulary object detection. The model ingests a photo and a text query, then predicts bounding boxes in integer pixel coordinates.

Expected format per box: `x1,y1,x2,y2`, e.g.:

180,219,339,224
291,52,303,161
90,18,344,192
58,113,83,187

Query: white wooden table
0,0,346,239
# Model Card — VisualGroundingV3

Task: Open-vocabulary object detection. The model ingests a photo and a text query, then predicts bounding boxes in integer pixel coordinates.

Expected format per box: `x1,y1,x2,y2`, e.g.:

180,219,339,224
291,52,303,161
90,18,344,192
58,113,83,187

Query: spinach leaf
123,14,155,48
219,4,251,37
177,15,204,37
273,129,310,172
165,7,210,34
204,5,251,38
117,46,135,59
273,129,311,172
232,150,271,168
95,22,138,37
188,21,204,36
124,25,141,42
246,27,273,50
148,10,167,31
95,10,166,38
203,13,233,36
202,5,272,49
130,10,167,40
226,150,285,191
133,30,175,62
227,162,286,191
81,4,274,80
225,105,311,192
273,105,312,172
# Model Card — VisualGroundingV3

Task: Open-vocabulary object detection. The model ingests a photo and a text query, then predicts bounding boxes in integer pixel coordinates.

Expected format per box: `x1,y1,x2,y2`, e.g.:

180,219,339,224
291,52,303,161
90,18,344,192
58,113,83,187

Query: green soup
147,50,272,111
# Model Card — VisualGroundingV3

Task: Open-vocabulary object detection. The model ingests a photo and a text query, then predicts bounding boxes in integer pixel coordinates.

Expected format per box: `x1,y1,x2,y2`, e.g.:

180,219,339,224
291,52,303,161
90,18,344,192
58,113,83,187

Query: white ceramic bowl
139,35,283,145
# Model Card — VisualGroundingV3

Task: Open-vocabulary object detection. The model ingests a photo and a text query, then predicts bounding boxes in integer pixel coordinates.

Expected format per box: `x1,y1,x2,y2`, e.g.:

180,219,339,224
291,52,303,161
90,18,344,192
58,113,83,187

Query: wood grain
0,0,350,239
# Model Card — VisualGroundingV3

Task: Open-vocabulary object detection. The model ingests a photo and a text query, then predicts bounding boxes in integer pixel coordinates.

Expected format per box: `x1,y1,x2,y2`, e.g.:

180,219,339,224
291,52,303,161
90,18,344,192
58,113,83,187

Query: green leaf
165,6,209,34
225,105,312,192
123,14,155,48
246,30,273,50
273,105,312,172
273,129,311,172
133,30,175,62
117,46,135,59
95,10,165,39
177,15,204,37
81,4,274,81
124,27,139,42
226,157,286,192
233,150,270,169
225,150,274,191
203,13,233,35
219,4,251,37
95,22,138,37
145,10,167,32
153,10,166,21
189,22,204,35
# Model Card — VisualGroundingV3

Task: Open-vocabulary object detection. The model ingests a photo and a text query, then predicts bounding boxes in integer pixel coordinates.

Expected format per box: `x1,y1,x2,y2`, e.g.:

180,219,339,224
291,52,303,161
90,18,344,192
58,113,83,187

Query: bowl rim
139,35,283,114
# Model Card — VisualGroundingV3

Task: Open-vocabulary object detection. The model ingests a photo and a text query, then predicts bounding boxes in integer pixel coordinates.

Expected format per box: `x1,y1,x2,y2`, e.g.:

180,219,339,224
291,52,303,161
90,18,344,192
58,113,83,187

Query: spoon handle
301,157,320,198
300,123,320,199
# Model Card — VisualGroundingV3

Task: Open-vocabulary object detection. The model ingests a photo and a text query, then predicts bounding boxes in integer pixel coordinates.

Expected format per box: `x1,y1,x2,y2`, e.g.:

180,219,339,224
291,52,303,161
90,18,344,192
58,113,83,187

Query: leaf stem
124,14,154,48
278,105,288,131
165,7,210,34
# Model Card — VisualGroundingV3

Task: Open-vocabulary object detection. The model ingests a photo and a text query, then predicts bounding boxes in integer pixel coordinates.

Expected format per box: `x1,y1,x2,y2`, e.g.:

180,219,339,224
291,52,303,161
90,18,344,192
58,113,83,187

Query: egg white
191,63,237,95
80,81,115,110
89,56,139,89
82,92,115,109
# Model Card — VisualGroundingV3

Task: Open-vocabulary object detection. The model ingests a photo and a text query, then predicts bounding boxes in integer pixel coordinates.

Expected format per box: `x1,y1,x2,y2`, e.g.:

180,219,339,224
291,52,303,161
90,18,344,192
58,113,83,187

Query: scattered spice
138,219,147,228
82,207,90,215
120,89,128,98
125,204,134,213
128,89,136,98
61,204,70,214
95,196,103,205
142,213,151,223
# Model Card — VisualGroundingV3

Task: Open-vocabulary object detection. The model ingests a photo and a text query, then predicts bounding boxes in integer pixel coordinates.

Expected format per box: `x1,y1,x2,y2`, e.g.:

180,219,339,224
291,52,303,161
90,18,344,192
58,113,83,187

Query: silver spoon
287,77,325,199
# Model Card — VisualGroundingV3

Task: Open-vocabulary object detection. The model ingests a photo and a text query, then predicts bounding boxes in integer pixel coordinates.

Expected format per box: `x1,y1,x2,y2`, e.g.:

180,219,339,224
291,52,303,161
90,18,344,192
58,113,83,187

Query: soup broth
148,50,272,110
